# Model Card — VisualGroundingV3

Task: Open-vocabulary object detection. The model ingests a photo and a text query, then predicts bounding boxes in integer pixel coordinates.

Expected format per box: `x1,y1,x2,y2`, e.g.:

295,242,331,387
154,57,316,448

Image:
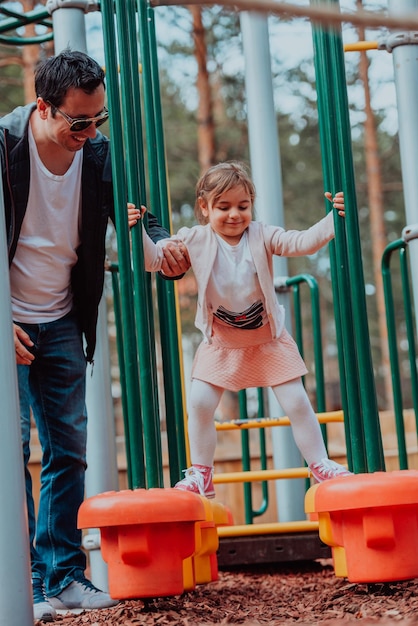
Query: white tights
187,378,327,467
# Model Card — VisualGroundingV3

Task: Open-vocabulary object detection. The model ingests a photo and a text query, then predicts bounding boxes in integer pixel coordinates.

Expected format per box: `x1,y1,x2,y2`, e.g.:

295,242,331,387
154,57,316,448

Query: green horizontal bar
0,34,53,45
0,7,52,33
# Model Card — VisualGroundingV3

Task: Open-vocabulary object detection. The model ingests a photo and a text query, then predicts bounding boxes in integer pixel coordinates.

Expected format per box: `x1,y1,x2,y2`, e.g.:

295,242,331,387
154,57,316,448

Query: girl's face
199,184,253,245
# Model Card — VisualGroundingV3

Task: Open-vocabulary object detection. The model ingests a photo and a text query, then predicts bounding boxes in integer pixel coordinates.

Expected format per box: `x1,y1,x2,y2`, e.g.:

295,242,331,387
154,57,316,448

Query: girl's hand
325,191,345,217
127,203,146,228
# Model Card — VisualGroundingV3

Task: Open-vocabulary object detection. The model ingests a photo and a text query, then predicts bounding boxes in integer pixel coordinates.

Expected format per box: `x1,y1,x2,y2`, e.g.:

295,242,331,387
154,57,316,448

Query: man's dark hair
35,49,105,106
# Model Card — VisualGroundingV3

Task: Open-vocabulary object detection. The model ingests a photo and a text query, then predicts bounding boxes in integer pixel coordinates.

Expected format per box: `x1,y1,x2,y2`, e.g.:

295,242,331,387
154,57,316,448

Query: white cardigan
143,211,335,343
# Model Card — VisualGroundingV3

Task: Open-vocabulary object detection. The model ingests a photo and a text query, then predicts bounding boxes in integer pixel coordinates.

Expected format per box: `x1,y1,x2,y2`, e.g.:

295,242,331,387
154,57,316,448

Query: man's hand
13,323,34,365
161,241,190,277
127,202,190,277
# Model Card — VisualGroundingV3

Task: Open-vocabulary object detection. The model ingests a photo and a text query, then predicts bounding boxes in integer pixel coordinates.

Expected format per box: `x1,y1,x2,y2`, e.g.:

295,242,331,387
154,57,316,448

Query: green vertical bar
252,388,269,518
287,275,327,439
327,16,384,471
382,241,408,468
400,247,418,427
100,0,146,487
111,266,133,487
292,285,304,358
238,391,254,524
114,0,164,487
382,239,408,469
382,240,418,466
311,0,385,471
307,277,326,412
311,18,358,470
137,0,188,482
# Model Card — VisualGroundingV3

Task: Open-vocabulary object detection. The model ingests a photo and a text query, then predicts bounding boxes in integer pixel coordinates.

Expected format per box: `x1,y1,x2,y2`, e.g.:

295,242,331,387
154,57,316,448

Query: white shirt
10,125,82,323
206,232,267,329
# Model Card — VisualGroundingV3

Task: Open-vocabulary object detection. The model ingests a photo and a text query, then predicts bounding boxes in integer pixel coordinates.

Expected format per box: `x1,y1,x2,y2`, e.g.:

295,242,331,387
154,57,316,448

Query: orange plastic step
305,470,418,583
78,488,206,599
183,499,234,591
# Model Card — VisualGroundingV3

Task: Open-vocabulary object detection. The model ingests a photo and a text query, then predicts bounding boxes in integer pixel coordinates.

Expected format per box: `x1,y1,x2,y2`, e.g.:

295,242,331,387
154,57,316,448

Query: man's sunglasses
47,101,109,132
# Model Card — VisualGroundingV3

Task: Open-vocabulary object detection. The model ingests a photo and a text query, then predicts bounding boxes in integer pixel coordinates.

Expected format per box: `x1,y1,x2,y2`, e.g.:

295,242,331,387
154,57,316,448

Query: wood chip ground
34,560,418,625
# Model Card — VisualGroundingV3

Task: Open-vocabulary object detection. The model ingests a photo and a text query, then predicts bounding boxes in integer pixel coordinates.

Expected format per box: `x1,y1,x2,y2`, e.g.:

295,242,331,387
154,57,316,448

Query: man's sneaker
309,457,352,483
174,464,215,498
32,578,57,622
48,577,118,611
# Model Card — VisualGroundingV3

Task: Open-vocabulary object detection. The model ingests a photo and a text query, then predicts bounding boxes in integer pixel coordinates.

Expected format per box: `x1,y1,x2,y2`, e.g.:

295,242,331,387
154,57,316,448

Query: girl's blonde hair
194,161,256,224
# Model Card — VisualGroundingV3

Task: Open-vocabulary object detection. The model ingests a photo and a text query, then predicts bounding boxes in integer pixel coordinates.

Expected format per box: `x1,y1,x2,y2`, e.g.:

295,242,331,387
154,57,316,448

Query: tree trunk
190,6,216,172
21,0,41,103
356,0,392,410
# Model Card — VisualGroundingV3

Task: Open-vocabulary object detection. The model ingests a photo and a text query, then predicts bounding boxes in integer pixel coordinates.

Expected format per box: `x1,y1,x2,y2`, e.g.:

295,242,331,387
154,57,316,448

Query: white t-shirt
10,125,82,323
206,231,267,329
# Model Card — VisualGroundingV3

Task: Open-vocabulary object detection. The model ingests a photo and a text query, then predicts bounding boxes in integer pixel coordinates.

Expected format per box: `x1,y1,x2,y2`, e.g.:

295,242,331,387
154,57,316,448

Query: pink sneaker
174,464,215,498
309,458,352,483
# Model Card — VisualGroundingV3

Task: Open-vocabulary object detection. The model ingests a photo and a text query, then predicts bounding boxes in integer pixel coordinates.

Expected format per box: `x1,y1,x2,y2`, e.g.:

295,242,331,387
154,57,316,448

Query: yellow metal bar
215,409,344,431
213,467,310,484
217,520,319,537
344,41,378,52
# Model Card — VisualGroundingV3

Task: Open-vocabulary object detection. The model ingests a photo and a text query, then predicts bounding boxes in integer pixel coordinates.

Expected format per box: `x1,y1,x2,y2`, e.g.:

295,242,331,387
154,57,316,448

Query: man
1,49,188,622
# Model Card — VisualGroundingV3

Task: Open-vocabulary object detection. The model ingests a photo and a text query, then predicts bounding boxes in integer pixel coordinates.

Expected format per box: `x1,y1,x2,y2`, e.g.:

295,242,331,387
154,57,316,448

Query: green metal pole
292,284,304,359
382,240,409,468
310,21,359,471
252,388,269,518
100,0,146,488
238,391,254,524
327,16,384,471
399,247,418,426
0,6,51,33
286,274,328,448
114,0,164,488
0,34,53,44
311,0,384,471
137,0,188,482
286,275,326,412
111,265,133,487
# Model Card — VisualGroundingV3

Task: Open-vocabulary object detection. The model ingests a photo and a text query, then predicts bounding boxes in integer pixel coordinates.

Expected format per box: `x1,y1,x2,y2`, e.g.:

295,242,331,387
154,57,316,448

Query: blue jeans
17,311,88,596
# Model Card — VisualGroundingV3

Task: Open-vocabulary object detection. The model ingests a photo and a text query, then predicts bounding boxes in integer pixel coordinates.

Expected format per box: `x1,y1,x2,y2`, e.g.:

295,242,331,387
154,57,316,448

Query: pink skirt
191,320,308,392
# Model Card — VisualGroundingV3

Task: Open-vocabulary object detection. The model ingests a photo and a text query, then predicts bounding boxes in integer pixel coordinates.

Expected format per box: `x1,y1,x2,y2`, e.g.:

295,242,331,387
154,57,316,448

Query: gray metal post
0,183,33,623
388,0,418,336
47,0,114,588
85,298,119,591
46,1,98,52
240,12,306,522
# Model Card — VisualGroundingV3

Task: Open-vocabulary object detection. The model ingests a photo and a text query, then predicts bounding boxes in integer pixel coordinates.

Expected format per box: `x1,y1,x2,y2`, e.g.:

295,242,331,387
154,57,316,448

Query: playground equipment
305,470,418,583
78,488,207,598
78,488,233,598
382,231,418,469
1,0,418,622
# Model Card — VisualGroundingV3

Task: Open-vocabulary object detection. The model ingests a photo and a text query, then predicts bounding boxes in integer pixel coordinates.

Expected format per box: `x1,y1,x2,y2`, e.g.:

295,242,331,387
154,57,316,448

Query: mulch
34,560,418,625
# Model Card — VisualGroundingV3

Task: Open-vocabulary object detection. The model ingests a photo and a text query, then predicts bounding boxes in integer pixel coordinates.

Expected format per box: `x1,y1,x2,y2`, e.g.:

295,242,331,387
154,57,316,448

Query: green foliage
0,45,24,114
159,67,200,218
158,6,249,221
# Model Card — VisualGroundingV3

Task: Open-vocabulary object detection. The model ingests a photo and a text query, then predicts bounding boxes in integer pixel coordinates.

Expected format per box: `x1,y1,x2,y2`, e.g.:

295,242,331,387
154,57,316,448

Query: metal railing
382,230,418,469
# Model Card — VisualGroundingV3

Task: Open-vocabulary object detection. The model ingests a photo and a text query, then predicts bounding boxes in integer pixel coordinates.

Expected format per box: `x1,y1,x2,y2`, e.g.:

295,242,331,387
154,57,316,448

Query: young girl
139,161,351,498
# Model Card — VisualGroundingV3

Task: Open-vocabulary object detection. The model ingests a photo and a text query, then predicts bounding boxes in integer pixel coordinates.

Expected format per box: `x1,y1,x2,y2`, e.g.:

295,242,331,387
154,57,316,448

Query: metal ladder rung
213,467,310,484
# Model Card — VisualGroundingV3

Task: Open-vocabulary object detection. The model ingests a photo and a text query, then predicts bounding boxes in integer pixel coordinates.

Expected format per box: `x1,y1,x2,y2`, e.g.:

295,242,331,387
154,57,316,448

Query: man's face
39,84,106,152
